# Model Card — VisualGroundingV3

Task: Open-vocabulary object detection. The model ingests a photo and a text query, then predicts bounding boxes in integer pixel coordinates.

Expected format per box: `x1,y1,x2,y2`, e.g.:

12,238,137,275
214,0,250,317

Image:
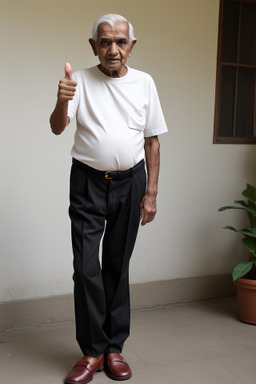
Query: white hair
91,14,136,44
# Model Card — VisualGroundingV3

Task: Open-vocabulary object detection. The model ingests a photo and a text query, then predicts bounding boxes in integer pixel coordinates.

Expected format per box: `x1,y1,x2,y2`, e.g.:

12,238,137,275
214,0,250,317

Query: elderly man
50,13,167,384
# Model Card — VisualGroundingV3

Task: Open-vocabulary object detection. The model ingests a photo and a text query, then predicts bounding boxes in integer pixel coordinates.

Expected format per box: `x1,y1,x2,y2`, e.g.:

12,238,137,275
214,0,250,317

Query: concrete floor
1,297,256,384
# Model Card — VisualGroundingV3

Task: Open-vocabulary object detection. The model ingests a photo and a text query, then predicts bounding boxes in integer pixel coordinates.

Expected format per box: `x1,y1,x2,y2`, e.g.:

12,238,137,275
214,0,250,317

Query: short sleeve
144,77,168,137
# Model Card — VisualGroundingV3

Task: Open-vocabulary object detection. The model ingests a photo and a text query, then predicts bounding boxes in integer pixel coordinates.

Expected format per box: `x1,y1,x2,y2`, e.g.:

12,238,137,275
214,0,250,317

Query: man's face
89,21,136,77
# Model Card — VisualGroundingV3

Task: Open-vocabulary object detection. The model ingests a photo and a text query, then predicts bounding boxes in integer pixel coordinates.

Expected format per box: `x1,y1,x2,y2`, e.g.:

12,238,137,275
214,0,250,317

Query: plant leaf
242,237,256,254
247,227,256,235
218,205,256,217
222,226,256,237
218,205,240,212
242,184,256,205
222,225,238,232
234,200,247,207
232,261,254,281
238,228,256,237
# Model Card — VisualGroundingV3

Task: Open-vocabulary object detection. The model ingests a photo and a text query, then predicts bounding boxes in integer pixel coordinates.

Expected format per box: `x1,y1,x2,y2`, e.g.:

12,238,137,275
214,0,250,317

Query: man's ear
89,38,97,56
128,40,137,57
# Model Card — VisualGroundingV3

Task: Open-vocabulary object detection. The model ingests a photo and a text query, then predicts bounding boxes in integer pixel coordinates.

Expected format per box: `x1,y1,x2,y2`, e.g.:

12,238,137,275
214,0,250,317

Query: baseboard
130,274,235,310
0,274,235,330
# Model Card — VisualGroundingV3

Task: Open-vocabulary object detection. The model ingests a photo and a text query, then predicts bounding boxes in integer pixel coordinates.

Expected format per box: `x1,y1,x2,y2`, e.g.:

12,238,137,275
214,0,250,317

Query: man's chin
105,60,122,68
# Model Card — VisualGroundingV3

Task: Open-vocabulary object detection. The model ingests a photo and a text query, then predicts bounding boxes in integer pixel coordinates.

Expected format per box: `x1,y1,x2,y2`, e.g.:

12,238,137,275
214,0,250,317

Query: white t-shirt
68,66,167,171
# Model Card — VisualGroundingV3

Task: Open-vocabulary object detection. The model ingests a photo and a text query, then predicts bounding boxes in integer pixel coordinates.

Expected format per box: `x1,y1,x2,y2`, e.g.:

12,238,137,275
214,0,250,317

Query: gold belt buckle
105,171,113,180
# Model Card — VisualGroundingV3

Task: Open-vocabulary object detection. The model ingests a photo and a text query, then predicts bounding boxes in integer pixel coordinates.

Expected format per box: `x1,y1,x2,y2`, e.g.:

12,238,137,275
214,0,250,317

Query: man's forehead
97,21,129,39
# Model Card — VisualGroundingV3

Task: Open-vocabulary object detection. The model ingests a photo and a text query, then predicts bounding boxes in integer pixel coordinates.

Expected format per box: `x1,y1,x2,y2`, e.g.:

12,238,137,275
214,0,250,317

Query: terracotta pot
234,278,256,325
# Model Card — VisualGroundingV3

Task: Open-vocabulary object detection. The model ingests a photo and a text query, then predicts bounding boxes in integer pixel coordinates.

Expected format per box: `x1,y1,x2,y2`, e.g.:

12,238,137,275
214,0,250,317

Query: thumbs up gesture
57,63,77,103
65,62,73,80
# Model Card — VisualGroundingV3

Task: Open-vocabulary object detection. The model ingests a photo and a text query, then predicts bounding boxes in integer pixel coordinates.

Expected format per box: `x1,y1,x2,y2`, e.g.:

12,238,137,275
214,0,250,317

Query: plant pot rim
234,278,256,290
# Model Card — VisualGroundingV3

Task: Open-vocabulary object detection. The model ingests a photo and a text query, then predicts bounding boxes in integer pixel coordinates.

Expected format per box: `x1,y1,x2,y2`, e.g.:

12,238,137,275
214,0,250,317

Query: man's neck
97,64,127,78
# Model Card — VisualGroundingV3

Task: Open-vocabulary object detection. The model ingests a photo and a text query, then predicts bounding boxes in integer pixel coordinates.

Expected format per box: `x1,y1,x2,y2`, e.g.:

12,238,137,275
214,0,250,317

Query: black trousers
69,158,146,356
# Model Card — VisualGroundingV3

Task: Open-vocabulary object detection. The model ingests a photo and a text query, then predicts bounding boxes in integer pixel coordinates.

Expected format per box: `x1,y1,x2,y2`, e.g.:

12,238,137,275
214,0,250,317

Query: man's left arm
140,136,160,226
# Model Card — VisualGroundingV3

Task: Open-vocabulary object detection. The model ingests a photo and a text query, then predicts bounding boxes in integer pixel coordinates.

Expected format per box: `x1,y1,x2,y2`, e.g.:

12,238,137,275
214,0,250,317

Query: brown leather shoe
64,355,104,384
105,353,132,381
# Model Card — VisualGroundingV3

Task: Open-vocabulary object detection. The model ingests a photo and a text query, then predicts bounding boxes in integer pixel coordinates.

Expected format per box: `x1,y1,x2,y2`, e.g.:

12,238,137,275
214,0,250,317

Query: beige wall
1,0,255,302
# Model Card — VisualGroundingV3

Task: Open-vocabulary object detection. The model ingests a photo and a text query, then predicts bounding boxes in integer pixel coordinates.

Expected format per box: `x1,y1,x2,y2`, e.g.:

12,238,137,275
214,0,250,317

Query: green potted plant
218,183,256,324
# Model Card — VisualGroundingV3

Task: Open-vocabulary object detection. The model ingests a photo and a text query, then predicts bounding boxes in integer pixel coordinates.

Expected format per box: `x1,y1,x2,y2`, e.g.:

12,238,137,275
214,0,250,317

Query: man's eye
119,40,127,45
100,40,109,46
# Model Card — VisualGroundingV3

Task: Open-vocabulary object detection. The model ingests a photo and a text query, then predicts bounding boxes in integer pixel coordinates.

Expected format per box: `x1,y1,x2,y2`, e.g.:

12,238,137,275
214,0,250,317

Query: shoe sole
105,371,132,381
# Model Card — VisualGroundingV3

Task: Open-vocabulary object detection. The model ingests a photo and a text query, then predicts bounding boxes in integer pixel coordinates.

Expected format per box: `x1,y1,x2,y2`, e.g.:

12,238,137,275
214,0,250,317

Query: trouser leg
102,168,146,353
69,163,109,356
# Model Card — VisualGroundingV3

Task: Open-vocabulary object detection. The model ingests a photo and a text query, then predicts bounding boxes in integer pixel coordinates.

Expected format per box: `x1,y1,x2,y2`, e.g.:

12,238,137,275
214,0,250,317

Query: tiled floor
1,297,256,384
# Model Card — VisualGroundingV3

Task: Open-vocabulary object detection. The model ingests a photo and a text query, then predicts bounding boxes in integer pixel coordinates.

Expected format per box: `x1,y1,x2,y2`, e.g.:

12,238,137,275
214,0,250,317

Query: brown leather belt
72,158,145,180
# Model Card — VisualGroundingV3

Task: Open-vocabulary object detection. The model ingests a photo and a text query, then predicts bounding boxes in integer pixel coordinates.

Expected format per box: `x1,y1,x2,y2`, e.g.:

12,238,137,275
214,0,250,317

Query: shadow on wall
243,147,256,185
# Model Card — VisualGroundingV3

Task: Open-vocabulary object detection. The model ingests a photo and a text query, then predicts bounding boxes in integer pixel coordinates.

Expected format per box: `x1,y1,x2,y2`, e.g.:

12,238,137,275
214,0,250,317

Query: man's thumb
65,62,72,80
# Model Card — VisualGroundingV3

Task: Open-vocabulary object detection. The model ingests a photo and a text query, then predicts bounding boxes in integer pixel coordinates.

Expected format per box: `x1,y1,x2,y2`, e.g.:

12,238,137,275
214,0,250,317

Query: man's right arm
50,63,77,135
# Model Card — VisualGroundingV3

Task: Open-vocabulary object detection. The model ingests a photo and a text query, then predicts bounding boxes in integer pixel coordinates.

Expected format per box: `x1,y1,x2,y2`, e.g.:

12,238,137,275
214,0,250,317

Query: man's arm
140,135,160,226
50,63,77,135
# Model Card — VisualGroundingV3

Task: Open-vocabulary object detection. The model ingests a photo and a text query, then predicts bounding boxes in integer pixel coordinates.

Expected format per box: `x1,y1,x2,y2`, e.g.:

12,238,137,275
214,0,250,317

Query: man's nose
109,43,118,55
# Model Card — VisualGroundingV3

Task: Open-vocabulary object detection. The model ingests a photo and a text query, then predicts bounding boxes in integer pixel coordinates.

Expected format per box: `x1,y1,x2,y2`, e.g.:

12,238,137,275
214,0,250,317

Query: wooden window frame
213,0,256,144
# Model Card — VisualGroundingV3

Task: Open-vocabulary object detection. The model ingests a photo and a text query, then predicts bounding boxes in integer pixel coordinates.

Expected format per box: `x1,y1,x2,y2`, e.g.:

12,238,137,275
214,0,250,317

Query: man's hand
57,62,77,103
50,63,77,135
140,192,157,226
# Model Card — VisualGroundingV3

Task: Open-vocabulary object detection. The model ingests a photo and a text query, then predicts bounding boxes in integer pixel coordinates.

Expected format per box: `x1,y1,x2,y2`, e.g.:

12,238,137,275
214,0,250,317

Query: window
214,0,256,144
